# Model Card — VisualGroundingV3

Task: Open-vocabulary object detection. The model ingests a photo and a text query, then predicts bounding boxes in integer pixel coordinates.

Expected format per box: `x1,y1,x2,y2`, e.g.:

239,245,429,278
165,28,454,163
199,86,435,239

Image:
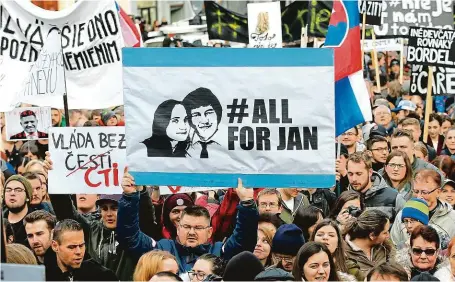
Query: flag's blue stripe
335,76,366,136
345,0,360,29
122,48,334,67
130,172,335,188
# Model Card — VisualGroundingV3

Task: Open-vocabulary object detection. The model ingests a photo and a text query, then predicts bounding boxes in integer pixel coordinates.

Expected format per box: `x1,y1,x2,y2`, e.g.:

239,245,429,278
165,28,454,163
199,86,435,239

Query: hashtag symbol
389,0,400,8
227,99,249,123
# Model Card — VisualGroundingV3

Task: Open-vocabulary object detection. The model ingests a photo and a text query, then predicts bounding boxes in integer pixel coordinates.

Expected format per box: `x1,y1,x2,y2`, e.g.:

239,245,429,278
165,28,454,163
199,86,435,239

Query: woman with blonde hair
253,227,274,267
133,250,179,281
6,243,37,264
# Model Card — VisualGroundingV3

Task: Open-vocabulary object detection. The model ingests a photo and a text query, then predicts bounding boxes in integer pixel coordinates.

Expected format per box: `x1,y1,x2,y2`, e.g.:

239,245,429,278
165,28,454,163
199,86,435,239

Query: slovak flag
116,2,142,47
325,0,371,136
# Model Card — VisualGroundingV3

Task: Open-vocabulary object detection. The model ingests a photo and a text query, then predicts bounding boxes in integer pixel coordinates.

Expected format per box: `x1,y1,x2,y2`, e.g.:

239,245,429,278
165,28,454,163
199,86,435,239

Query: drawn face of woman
166,104,189,142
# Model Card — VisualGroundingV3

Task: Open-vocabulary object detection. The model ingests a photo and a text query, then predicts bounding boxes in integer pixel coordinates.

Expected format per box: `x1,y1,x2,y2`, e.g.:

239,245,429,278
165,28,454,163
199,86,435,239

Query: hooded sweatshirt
391,200,455,250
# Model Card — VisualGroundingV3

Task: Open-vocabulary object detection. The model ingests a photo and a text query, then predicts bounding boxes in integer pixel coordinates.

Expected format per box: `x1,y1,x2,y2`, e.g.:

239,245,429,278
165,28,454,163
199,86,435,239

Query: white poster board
247,2,282,48
123,48,335,188
0,0,124,111
1,264,45,281
5,107,51,141
363,38,402,52
48,127,126,194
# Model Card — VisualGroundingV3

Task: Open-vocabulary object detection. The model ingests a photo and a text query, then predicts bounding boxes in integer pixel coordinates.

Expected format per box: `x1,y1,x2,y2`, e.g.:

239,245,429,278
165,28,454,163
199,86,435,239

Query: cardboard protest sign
407,27,455,68
0,0,124,111
48,127,126,194
159,186,222,195
372,0,453,38
410,65,455,96
123,48,335,188
363,38,401,52
5,107,51,141
359,0,383,26
247,2,282,48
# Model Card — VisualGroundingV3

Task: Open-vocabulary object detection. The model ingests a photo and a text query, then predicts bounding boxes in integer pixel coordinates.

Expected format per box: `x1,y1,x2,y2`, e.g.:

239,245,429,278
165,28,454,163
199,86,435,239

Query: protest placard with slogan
123,48,335,188
410,65,455,95
0,0,124,112
5,107,51,141
372,0,453,38
48,127,126,194
359,0,383,26
159,186,222,195
363,38,402,52
407,27,455,67
248,2,282,48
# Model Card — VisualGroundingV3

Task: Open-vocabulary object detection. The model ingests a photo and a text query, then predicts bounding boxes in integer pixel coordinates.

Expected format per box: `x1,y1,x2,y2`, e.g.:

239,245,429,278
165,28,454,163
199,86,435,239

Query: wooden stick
423,67,434,142
400,38,404,84
372,31,381,93
361,13,366,69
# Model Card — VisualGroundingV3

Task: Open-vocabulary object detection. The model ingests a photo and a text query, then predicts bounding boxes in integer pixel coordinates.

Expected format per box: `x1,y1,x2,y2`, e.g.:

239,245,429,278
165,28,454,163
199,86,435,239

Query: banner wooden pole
372,31,381,93
400,38,404,84
423,67,434,142
361,13,366,69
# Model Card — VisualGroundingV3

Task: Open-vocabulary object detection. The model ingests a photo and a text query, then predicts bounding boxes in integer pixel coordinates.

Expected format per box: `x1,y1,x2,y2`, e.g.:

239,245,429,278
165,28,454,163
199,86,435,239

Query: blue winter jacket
117,191,258,273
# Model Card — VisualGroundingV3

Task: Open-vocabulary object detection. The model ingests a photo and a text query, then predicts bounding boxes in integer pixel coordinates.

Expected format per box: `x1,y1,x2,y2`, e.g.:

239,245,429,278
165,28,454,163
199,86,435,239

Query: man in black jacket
45,219,118,281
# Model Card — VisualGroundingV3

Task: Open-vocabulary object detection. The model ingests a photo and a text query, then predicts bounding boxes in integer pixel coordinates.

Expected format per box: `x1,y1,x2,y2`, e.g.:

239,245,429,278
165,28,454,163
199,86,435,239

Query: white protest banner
123,48,335,188
407,27,455,68
247,2,282,48
159,186,222,195
1,264,45,281
0,0,123,112
5,107,51,141
372,0,453,38
359,0,383,26
363,38,401,52
48,127,126,194
410,65,455,96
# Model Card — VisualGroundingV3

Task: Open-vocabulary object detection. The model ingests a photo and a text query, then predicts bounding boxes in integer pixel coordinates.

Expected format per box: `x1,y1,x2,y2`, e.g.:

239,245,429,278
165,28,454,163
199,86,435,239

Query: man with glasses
256,189,283,215
340,127,364,155
118,176,258,273
3,175,34,245
270,224,305,272
373,105,395,133
391,169,455,250
366,136,389,171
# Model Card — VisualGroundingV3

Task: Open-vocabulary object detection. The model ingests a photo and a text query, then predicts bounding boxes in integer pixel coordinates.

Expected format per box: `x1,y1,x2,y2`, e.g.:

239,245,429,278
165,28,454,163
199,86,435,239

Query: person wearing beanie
161,193,194,239
271,224,305,272
3,175,33,246
391,198,429,249
101,111,118,126
223,251,264,281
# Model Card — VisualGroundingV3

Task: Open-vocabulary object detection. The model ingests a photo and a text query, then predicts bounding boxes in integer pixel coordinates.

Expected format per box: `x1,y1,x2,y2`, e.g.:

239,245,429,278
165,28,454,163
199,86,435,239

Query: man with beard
3,175,33,245
9,110,48,140
45,219,118,281
23,210,56,264
22,172,53,214
347,152,405,223
51,108,65,127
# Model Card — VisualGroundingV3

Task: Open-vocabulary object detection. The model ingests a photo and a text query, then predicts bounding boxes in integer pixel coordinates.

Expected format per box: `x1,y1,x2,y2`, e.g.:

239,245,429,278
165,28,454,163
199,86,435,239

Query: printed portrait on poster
142,87,223,158
6,107,51,141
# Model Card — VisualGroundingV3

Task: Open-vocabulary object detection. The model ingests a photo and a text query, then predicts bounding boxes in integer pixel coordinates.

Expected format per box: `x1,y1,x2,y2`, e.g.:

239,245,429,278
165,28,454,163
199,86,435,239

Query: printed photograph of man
9,110,48,140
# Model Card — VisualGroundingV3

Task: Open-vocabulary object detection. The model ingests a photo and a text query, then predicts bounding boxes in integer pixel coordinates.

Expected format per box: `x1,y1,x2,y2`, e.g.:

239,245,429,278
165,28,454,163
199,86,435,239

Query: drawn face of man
166,104,189,142
20,115,38,134
190,105,218,141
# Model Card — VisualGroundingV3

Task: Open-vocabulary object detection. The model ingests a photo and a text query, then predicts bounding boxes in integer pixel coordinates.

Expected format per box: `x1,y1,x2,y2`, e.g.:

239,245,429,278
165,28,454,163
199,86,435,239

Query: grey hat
96,194,121,206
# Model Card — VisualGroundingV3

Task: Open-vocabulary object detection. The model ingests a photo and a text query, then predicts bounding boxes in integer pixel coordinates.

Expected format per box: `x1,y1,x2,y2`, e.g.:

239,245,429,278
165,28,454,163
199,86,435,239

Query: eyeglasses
412,187,439,196
341,132,356,137
403,218,418,225
5,188,25,194
412,248,437,256
188,271,207,281
387,163,405,169
274,254,294,263
371,147,389,152
179,224,210,232
259,202,279,208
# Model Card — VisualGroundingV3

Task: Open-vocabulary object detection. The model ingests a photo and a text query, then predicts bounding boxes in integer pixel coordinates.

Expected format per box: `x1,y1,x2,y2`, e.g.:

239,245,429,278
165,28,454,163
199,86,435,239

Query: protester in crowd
390,198,429,249
347,151,405,222
410,95,424,119
391,169,455,250
6,243,38,264
294,206,323,241
440,179,455,208
23,210,56,264
382,151,413,201
258,212,282,236
414,142,429,162
340,127,365,155
117,175,258,273
160,193,194,239
431,155,455,179
254,227,273,267
366,262,409,282
393,100,417,123
3,175,34,245
75,194,101,221
22,172,53,213
133,250,178,281
388,60,400,82
18,142,40,161
443,127,455,160
51,108,65,127
45,219,118,281
256,189,282,215
32,171,49,203
366,136,389,171
300,188,336,217
4,219,14,244
24,160,47,176
292,242,340,282
188,254,226,282
91,110,102,124
344,209,394,281
428,113,445,155
434,236,455,281
271,224,305,272
223,251,264,281
373,105,395,133
401,118,437,161
277,188,309,224
330,190,364,231
100,111,119,126
310,219,352,278
151,271,183,281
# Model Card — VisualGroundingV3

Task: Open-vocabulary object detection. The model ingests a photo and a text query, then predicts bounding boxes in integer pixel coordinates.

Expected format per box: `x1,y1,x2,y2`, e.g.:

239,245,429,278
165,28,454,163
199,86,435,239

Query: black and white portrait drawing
6,107,51,141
